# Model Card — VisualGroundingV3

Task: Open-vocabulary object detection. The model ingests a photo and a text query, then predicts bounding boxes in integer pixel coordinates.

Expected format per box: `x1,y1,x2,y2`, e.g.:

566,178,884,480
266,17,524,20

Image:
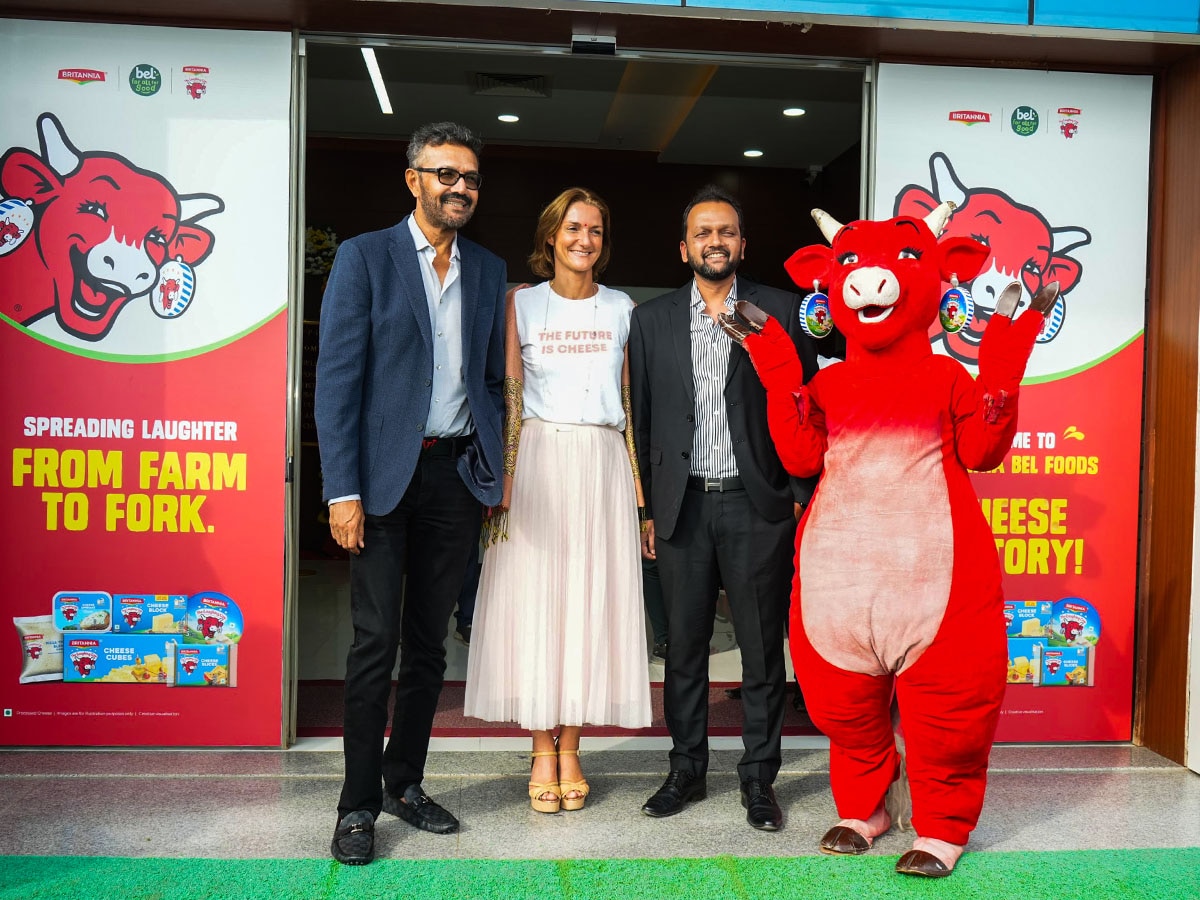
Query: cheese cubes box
1006,638,1046,684
1004,600,1052,638
53,591,112,633
112,594,188,634
170,643,238,687
63,634,177,683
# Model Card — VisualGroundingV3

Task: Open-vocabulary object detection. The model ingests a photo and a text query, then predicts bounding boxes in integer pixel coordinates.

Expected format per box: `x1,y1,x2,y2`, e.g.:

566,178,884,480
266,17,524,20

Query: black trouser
642,556,668,646
655,486,795,784
337,447,480,819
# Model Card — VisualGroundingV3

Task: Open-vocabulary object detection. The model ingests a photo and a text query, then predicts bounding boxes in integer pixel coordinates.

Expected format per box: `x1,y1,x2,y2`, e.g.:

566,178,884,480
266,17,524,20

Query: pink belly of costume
800,416,953,676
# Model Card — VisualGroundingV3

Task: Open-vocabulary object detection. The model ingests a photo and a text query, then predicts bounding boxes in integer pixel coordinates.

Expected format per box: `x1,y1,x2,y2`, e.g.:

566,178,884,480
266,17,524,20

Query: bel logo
129,63,162,97
1011,106,1039,137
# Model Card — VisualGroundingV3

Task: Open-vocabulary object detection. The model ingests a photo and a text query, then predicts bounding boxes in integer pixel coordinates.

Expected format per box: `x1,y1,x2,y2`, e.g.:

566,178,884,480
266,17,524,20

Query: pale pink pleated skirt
464,417,652,731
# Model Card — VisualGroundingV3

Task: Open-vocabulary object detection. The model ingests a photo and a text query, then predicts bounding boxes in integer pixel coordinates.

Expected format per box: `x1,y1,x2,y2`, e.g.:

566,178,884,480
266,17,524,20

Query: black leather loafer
330,810,375,865
896,849,952,877
641,770,707,817
818,824,871,855
740,779,783,831
382,784,460,834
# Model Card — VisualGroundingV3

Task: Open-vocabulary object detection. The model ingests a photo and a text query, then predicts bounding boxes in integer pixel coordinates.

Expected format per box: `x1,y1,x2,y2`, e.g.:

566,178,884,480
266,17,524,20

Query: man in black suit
629,185,817,831
316,122,506,864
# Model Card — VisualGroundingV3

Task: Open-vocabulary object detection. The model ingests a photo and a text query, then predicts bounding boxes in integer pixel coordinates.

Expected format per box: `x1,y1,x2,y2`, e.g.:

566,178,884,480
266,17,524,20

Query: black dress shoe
330,810,375,865
382,784,460,834
740,779,783,831
896,849,952,877
641,770,706,817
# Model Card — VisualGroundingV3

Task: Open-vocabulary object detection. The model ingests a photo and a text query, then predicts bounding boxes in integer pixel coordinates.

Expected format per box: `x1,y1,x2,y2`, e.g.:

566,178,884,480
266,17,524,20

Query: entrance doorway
293,37,866,742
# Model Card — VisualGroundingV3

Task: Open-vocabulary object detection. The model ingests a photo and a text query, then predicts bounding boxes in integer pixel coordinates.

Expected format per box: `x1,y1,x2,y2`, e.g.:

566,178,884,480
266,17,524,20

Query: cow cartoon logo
181,653,200,675
0,113,224,341
182,66,209,100
0,198,34,256
196,608,227,641
894,152,1090,366
70,650,98,677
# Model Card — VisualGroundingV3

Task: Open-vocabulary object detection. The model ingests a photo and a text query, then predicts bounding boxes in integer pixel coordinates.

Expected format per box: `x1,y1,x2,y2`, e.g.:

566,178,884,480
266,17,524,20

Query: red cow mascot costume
719,202,1057,877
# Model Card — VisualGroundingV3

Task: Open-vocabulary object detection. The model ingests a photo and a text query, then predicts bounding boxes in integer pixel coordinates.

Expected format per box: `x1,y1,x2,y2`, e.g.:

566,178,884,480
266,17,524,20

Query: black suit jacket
629,276,819,541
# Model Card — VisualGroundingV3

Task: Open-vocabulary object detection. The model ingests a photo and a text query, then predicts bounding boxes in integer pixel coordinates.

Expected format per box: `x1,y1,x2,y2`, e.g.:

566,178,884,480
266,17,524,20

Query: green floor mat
2,849,1197,900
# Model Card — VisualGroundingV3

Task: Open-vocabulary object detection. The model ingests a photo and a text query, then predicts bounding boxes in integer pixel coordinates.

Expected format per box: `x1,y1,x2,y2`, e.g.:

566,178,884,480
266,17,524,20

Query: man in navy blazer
316,122,506,865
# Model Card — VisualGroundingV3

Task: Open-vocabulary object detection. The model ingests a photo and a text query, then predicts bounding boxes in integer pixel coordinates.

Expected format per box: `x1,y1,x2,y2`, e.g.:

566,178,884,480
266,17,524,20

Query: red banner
978,340,1141,741
2,315,286,745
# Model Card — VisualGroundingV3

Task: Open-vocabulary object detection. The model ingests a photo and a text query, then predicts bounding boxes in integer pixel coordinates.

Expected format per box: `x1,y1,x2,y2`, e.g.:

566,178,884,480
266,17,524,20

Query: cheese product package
53,591,112,632
1006,637,1046,684
169,643,238,687
1003,600,1052,638
185,591,243,644
1039,645,1095,687
14,615,64,684
1050,597,1101,646
63,634,177,684
112,594,188,634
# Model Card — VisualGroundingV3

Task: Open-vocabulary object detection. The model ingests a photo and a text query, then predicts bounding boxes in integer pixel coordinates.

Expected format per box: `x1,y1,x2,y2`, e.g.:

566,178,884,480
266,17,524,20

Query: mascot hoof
895,849,952,878
716,300,769,344
818,825,870,855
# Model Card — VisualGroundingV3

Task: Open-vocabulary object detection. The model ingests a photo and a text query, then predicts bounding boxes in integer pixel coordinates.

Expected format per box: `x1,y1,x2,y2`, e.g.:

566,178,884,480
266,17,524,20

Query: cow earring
799,280,834,339
150,256,196,319
1037,294,1066,343
0,198,34,256
939,274,973,334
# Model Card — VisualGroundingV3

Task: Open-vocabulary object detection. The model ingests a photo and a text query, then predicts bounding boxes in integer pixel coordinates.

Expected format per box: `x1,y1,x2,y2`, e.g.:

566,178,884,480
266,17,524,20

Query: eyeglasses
412,167,483,190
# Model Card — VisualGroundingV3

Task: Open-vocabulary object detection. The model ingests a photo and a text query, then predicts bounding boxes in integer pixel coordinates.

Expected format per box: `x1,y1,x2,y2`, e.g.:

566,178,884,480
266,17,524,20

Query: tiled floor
0,744,1196,862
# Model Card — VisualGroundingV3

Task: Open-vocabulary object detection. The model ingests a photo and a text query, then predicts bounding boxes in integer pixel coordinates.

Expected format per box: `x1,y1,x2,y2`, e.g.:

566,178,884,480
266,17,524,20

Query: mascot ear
784,245,836,292
937,237,989,283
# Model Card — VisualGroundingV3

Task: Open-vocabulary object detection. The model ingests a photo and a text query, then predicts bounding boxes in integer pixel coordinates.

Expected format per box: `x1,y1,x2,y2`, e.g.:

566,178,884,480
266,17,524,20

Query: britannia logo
949,110,991,125
1058,107,1082,140
183,65,209,100
58,68,106,85
1010,106,1039,137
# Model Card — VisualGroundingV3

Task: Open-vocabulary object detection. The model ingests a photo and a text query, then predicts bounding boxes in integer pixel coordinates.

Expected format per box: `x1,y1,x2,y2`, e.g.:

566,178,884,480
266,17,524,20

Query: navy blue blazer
314,216,507,514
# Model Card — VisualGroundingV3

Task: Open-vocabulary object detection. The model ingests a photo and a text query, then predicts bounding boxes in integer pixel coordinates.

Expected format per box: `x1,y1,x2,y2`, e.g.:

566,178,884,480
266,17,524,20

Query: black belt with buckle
687,475,744,492
421,434,473,458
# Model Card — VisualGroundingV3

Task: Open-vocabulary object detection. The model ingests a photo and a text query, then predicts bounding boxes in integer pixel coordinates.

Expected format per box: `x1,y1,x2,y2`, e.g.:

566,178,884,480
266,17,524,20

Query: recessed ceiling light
783,107,806,117
743,149,764,158
497,114,520,123
360,48,393,116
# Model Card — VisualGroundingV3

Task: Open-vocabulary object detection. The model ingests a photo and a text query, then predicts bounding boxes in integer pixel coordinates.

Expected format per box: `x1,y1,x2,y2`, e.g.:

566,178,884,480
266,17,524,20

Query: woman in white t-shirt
464,187,652,812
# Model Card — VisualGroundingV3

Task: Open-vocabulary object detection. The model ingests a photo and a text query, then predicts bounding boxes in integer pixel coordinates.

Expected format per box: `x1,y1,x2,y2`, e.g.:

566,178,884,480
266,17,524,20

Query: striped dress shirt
688,279,738,479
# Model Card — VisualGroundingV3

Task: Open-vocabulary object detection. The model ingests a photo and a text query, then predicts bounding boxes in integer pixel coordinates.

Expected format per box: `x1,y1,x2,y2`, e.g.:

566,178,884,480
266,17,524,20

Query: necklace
549,277,599,300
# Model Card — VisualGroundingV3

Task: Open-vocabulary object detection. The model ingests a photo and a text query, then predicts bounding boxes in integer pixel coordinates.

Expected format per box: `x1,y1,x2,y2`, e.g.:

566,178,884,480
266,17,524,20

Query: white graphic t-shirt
514,281,634,428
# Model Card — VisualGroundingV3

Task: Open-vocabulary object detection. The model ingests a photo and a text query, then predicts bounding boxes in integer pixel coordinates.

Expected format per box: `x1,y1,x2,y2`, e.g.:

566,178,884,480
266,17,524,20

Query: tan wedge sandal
528,750,561,813
557,747,590,811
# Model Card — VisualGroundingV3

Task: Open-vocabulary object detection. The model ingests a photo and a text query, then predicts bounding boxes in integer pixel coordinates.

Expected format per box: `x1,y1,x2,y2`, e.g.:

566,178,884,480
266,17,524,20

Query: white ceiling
305,43,864,171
